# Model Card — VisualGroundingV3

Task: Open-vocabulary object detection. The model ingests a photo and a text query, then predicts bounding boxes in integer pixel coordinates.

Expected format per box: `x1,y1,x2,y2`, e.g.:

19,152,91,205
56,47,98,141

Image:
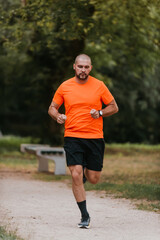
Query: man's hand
57,114,67,124
90,109,99,119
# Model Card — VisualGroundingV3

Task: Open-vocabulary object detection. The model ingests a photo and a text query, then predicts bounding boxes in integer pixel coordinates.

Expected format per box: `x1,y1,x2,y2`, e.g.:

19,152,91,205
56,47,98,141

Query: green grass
105,143,160,154
137,201,160,212
0,226,23,240
33,172,71,182
85,182,160,201
0,135,40,153
0,151,37,172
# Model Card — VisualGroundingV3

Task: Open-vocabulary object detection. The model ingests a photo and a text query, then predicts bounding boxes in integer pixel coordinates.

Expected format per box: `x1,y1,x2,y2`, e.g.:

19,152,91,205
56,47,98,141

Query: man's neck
74,76,90,84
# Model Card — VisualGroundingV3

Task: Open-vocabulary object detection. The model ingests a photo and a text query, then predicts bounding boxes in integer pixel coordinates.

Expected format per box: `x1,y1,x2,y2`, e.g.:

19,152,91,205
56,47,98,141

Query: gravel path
0,175,160,240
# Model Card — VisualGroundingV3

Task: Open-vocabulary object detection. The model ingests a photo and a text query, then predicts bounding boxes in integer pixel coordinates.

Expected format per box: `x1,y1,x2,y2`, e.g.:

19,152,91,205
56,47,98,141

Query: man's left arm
90,99,118,119
100,99,119,117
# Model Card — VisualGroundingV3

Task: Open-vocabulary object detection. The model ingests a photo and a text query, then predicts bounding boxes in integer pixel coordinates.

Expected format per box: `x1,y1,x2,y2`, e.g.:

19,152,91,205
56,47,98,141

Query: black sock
77,200,89,220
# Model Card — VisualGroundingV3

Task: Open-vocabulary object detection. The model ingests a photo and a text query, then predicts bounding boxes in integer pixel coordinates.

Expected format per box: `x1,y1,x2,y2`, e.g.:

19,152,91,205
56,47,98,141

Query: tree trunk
21,0,26,6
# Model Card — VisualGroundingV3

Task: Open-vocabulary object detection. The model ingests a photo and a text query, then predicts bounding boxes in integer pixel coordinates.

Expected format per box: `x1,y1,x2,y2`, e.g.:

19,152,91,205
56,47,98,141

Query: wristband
98,110,103,117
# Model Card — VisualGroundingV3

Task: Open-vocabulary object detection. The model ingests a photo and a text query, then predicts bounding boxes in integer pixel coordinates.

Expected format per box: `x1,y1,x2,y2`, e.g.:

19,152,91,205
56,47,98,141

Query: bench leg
37,155,49,172
51,156,66,175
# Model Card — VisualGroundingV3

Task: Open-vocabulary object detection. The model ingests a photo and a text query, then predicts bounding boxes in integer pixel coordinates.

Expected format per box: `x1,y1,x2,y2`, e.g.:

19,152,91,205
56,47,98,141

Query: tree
21,0,27,7
86,0,160,143
0,0,94,144
0,0,160,143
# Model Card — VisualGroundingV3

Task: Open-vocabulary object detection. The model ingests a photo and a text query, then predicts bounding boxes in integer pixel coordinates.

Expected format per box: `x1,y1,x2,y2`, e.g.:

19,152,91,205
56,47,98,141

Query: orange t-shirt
52,76,114,138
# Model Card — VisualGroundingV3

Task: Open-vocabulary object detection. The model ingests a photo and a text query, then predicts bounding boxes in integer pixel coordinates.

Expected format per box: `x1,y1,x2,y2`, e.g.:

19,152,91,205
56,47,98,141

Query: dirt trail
0,174,160,240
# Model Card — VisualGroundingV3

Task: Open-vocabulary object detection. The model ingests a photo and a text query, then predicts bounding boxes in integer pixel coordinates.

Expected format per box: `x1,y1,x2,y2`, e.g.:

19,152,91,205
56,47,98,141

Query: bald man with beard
48,54,118,229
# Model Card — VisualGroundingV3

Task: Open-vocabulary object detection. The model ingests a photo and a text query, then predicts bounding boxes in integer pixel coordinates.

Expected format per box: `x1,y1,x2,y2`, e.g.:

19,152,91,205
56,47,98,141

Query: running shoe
78,216,91,229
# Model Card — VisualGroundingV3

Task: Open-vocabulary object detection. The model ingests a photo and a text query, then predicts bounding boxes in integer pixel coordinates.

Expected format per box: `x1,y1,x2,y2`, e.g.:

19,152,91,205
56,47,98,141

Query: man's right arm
48,101,66,124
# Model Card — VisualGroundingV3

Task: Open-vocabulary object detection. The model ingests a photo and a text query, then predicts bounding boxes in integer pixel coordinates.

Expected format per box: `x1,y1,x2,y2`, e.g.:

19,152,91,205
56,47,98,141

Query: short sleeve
100,82,114,105
52,84,64,106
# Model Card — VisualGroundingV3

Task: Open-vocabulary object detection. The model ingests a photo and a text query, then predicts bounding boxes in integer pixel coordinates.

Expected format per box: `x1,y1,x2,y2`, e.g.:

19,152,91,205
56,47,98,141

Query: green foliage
87,0,160,143
0,0,160,143
0,0,93,143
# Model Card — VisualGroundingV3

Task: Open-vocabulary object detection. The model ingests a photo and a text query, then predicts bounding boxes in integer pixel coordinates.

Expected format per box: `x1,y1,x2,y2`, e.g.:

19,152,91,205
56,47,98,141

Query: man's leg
69,165,90,228
69,165,85,202
84,169,101,184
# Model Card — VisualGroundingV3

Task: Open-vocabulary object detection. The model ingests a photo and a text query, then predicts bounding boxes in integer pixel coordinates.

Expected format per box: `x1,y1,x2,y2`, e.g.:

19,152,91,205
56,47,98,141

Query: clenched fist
57,114,67,124
90,109,99,119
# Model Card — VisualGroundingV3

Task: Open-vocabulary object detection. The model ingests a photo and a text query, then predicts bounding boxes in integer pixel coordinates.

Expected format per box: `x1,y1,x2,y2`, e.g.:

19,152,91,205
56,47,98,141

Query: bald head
75,54,92,65
73,54,92,82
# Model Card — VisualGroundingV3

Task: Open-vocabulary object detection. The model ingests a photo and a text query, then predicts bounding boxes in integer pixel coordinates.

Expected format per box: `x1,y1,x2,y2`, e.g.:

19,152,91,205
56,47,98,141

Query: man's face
73,58,92,81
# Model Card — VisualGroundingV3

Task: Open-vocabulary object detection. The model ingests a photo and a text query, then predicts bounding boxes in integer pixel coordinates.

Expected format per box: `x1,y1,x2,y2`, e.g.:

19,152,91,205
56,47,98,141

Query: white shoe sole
78,224,90,229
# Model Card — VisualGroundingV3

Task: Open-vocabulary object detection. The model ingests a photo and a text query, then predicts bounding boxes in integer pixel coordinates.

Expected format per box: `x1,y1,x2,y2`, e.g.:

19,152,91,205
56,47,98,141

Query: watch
98,110,103,117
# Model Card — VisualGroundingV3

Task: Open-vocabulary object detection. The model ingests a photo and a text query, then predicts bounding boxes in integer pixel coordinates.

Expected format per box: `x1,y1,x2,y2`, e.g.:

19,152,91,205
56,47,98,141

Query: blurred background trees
0,0,160,144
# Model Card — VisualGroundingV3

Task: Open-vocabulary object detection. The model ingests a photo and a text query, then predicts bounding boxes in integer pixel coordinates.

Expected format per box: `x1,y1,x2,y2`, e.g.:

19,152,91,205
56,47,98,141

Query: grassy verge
105,143,160,154
0,226,23,240
85,143,160,212
0,136,160,212
0,151,38,172
0,135,40,153
33,172,71,182
85,182,160,200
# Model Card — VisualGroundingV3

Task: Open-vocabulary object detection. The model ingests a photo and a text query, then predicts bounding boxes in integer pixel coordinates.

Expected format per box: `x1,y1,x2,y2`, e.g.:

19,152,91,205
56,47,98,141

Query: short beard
75,72,88,80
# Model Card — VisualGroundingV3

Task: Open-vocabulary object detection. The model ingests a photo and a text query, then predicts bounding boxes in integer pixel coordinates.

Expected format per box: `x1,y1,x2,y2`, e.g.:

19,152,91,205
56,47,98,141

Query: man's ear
73,64,75,70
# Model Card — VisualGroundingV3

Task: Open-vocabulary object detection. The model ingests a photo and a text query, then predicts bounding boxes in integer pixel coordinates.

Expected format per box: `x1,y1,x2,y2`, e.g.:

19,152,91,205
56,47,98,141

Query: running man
48,54,118,228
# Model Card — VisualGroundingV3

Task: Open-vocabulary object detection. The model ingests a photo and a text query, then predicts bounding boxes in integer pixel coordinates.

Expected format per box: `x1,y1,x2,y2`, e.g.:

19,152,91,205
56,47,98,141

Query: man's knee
85,170,101,184
72,170,81,181
69,166,83,184
89,175,100,184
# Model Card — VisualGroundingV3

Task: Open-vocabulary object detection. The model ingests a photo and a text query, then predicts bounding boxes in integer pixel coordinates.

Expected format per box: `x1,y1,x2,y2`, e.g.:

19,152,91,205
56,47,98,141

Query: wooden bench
20,144,66,175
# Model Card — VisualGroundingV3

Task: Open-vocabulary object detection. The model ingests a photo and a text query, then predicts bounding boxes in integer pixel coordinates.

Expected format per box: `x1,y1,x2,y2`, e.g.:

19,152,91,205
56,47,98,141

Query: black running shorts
64,137,105,171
